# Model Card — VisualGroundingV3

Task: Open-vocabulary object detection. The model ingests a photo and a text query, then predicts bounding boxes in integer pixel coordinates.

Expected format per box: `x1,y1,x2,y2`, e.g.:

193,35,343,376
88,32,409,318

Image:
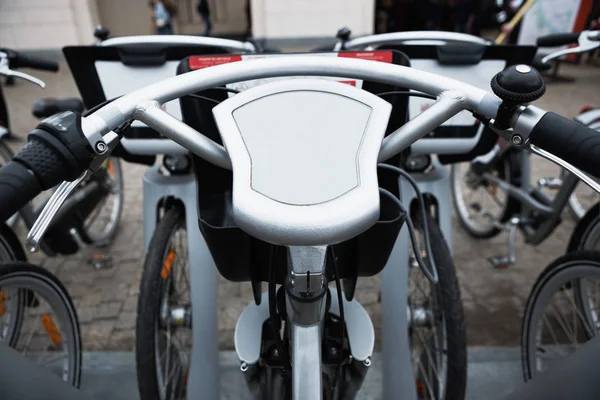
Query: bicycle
328,27,599,225
0,48,124,253
450,30,600,269
1,46,598,400
0,261,81,387
520,251,600,382
309,30,541,397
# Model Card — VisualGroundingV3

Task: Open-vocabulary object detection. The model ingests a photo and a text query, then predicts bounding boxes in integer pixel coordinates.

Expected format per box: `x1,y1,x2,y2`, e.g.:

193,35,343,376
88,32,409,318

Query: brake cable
378,163,439,284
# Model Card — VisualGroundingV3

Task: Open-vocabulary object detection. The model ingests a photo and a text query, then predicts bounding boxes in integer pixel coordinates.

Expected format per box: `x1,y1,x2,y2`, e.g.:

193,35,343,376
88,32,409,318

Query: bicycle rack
142,164,219,399
381,157,452,400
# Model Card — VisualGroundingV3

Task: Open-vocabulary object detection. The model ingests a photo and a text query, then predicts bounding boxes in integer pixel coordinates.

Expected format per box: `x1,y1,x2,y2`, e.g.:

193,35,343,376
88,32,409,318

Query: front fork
286,246,328,400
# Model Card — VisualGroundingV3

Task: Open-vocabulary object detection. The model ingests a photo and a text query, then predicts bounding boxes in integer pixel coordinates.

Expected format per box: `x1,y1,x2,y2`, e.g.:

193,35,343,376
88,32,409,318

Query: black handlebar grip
0,161,42,222
529,112,600,177
16,54,59,72
537,32,580,47
13,139,70,190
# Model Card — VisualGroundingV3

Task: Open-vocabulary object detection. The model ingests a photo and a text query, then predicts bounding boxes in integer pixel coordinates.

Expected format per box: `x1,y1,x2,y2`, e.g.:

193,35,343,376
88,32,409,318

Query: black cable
268,246,291,372
330,247,345,394
378,163,439,283
379,187,439,284
83,96,122,117
209,87,240,94
376,90,437,100
185,93,222,105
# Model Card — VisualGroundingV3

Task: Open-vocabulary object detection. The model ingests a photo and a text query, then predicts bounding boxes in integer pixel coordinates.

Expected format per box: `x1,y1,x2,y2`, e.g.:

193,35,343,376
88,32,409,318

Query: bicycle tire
451,150,521,239
521,251,600,381
0,262,81,387
0,223,26,347
567,204,600,252
565,168,597,221
412,212,467,400
136,206,189,400
80,157,124,247
0,140,19,228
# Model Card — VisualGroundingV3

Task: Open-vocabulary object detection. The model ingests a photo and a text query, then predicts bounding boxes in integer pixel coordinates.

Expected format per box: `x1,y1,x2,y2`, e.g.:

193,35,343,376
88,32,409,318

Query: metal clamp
288,246,327,294
488,120,528,149
542,30,600,64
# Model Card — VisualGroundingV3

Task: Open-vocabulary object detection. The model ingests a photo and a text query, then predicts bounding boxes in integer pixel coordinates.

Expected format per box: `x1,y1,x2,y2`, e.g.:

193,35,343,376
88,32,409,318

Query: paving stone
94,302,123,320
123,296,139,312
83,320,117,350
108,329,136,351
115,311,137,332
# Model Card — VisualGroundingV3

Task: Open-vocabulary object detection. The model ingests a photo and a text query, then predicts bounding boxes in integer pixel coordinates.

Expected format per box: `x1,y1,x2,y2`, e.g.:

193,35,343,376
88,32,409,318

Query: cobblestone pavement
3,59,600,350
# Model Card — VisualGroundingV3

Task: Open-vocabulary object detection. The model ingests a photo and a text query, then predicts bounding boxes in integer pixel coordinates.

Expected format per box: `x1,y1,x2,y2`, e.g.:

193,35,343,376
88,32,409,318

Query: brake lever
529,144,600,195
542,30,600,64
25,130,121,252
25,170,91,252
0,52,46,88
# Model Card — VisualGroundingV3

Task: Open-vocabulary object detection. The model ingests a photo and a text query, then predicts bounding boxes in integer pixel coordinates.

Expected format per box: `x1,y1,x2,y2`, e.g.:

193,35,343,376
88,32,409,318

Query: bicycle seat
31,98,85,119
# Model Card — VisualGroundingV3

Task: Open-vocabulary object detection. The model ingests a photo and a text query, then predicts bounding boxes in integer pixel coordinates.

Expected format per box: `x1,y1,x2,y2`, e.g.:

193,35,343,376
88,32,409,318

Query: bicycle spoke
37,353,66,367
22,310,43,355
416,327,440,384
84,195,110,229
415,354,437,400
559,286,595,338
547,300,576,344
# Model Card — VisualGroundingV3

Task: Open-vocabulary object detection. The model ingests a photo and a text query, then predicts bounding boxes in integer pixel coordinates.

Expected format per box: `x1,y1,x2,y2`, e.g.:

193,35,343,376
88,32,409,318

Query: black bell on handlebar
336,27,352,41
491,65,546,129
94,25,110,42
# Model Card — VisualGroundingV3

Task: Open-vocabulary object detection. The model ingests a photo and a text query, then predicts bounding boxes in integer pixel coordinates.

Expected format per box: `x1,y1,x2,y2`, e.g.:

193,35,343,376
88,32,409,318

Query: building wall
0,0,97,49
251,0,374,38
0,0,373,49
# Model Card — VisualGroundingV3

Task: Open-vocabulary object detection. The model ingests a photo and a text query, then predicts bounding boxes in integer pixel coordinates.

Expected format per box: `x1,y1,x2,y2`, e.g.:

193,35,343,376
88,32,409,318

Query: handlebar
0,59,598,225
13,53,58,72
334,31,491,51
540,30,600,63
529,112,600,175
537,32,581,47
98,35,257,53
0,49,57,88
0,49,58,72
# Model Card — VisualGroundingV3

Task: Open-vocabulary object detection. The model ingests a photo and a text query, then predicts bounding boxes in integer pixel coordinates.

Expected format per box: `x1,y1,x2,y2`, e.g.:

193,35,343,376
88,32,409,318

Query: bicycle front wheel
136,206,191,400
80,157,124,247
0,223,27,346
521,251,600,381
450,152,520,239
0,140,19,228
0,263,81,387
409,212,467,400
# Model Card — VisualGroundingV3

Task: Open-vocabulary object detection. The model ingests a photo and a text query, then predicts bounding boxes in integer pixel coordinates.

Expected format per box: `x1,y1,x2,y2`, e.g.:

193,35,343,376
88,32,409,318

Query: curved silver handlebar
542,30,600,63
82,56,502,169
99,35,257,53
342,31,491,50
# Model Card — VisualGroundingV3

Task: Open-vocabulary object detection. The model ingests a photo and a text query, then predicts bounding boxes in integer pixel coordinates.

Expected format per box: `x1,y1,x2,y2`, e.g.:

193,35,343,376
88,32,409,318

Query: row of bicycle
0,26,599,399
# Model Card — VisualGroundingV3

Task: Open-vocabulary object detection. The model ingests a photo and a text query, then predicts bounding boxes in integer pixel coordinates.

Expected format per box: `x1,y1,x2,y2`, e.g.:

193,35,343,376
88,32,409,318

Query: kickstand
488,217,519,269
